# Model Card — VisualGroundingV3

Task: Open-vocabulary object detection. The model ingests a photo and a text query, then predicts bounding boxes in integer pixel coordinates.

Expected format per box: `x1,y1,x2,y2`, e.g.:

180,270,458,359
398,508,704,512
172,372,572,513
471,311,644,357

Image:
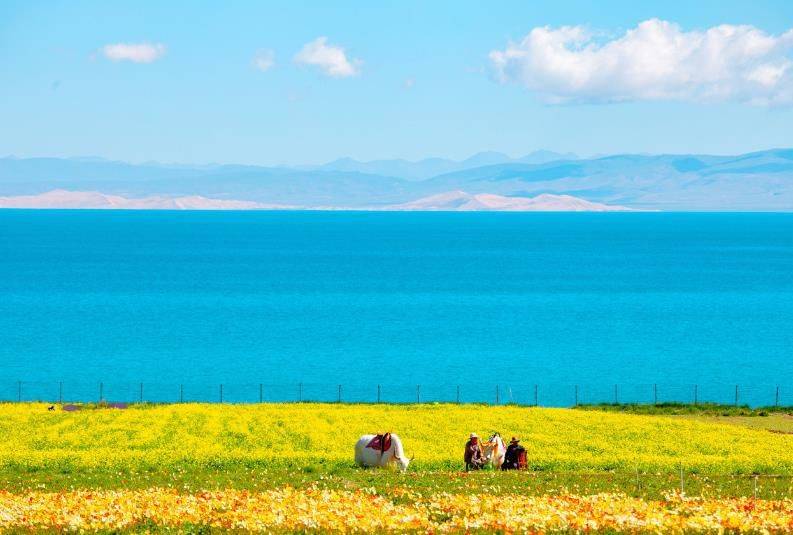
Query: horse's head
395,453,412,472
482,431,506,468
390,434,411,472
483,432,505,464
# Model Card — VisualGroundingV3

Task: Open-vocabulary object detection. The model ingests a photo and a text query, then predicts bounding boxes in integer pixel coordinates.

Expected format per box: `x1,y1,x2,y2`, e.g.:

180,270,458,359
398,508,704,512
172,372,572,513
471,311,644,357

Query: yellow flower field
1,488,792,533
0,403,790,473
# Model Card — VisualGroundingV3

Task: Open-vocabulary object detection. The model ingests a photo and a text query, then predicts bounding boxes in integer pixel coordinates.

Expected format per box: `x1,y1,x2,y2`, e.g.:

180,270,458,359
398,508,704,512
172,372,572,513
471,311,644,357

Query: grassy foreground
1,403,793,532
3,489,793,533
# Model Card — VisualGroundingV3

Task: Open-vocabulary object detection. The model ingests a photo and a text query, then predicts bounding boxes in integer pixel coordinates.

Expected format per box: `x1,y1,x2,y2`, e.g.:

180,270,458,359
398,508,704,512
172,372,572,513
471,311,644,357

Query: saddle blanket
366,434,392,451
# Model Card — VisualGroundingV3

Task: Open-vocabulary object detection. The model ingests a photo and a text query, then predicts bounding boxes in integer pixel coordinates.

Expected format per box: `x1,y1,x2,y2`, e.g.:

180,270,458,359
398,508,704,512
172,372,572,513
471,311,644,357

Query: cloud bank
294,37,360,77
490,19,793,105
102,43,166,63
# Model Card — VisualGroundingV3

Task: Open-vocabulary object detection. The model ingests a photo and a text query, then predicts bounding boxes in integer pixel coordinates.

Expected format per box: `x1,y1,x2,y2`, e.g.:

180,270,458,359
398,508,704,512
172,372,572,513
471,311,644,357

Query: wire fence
1,381,791,407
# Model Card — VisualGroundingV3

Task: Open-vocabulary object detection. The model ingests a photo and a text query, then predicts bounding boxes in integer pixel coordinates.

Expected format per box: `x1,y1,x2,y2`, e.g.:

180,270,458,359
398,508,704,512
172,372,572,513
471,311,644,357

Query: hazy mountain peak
518,150,579,164
461,151,512,166
389,191,635,211
314,150,575,180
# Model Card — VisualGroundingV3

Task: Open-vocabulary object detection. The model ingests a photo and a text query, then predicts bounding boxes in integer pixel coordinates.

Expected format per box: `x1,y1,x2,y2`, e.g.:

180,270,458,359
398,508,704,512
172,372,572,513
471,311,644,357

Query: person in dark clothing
464,433,485,471
501,437,526,470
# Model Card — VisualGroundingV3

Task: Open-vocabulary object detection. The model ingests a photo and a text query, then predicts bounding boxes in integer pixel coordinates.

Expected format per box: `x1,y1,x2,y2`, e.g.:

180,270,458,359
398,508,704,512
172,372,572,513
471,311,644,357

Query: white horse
354,433,411,472
482,432,506,469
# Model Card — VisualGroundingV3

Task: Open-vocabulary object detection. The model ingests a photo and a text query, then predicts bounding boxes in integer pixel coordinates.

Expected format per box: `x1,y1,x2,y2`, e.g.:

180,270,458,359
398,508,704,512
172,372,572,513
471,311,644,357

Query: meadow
1,402,792,532
1,402,791,474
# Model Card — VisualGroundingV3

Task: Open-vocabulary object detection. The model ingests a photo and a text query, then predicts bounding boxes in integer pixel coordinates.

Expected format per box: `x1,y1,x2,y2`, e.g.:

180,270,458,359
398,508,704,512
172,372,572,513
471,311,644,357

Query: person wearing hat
463,433,485,471
501,436,527,470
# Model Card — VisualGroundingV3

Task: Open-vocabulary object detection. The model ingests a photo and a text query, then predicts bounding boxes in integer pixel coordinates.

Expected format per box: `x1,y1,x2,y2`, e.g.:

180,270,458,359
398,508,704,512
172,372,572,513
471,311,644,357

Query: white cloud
252,49,275,72
102,42,166,63
294,37,361,77
490,19,793,105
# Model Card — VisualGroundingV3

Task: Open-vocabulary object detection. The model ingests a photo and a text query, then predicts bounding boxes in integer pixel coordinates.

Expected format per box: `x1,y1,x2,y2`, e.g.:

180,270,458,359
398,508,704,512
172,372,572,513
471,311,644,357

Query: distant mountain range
0,189,633,212
1,149,792,210
303,150,579,180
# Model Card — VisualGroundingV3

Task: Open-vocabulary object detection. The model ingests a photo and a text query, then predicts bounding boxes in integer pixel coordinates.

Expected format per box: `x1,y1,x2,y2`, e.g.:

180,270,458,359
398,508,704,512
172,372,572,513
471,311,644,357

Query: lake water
1,210,792,406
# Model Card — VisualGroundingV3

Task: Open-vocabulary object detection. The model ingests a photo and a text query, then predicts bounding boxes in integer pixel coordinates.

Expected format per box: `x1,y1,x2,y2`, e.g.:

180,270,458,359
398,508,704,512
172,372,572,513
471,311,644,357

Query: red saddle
366,433,392,452
518,450,528,470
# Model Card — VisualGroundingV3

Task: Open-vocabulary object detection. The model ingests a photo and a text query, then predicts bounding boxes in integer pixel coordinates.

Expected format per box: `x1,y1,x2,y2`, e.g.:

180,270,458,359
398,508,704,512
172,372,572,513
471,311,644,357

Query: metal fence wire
2,381,790,407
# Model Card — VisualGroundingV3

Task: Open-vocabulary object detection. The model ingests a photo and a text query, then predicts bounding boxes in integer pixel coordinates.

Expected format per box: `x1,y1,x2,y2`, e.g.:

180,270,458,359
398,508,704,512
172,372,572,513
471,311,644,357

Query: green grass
691,414,793,434
575,403,793,434
2,465,791,500
576,402,793,417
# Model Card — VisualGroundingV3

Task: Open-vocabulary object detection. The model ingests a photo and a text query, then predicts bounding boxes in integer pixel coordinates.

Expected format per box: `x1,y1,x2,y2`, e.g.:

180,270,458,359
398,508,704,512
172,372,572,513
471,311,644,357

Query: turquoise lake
1,210,792,406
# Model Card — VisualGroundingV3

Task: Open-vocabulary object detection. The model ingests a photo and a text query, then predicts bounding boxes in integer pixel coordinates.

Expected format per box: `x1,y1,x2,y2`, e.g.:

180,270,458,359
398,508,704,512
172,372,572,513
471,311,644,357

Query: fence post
220,384,223,403
694,384,698,405
59,381,63,404
680,465,685,495
495,385,499,405
299,382,303,402
337,384,342,403
139,382,143,403
574,385,578,407
377,384,381,403
17,381,21,402
259,384,263,403
776,386,779,407
653,384,657,405
735,384,739,406
456,385,460,404
534,384,538,407
99,382,103,403
614,384,618,405
180,384,184,403
416,385,421,404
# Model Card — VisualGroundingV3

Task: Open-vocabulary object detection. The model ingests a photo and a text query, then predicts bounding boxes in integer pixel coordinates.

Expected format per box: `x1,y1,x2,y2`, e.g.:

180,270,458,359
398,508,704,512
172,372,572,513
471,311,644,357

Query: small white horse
354,433,411,472
482,432,506,469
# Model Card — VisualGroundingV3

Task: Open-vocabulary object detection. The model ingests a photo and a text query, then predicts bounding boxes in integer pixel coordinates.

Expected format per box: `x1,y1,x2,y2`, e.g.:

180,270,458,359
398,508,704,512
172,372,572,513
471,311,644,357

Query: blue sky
2,0,793,165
